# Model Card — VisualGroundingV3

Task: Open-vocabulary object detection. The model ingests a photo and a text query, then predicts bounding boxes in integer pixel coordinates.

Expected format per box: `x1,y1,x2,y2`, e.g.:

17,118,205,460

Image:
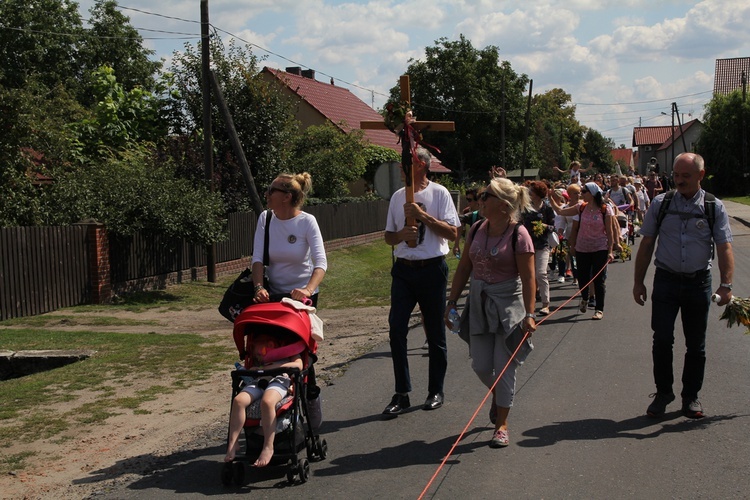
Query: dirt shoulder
1,305,403,499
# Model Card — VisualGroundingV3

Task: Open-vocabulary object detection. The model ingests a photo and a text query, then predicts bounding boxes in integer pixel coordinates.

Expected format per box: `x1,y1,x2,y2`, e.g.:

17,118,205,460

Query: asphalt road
89,209,750,500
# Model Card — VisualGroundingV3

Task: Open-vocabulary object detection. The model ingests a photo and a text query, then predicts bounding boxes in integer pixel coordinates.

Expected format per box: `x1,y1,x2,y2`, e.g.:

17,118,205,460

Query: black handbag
218,210,273,322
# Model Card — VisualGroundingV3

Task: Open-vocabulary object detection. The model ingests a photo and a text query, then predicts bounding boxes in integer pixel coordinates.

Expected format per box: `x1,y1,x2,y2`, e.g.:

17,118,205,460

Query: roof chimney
285,66,302,76
301,69,316,80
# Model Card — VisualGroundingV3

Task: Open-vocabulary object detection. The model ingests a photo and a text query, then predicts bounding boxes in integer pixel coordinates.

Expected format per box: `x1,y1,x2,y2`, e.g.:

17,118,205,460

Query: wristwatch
720,283,733,290
525,312,536,320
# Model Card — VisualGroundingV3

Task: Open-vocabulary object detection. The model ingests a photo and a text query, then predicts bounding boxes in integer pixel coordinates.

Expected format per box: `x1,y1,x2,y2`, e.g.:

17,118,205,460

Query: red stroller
220,301,327,486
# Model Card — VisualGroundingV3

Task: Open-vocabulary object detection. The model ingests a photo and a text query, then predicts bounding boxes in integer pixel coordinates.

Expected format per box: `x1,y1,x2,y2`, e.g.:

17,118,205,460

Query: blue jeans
388,258,449,395
650,268,711,400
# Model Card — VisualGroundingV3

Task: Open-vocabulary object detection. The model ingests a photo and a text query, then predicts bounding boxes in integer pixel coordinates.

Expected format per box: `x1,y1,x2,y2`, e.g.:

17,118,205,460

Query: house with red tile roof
260,67,451,187
611,148,634,174
631,119,702,175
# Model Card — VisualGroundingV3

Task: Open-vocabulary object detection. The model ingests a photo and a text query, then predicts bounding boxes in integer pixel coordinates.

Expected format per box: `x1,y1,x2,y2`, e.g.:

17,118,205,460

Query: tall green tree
531,88,585,179
390,35,530,182
0,0,84,92
582,128,615,173
696,90,750,196
167,39,299,212
289,122,368,200
79,0,162,102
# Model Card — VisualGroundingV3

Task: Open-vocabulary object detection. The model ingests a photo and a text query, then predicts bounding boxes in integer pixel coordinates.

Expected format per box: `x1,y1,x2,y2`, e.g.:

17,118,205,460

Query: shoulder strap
263,209,272,266
656,190,676,232
704,192,716,234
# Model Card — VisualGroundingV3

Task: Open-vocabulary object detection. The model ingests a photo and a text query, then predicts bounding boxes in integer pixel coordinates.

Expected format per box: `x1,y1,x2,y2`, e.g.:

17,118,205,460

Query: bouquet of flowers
716,296,750,334
554,239,569,261
532,220,546,237
618,241,631,261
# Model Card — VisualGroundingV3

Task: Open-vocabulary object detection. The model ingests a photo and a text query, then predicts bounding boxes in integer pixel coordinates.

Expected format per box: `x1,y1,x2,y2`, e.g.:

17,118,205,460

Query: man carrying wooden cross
381,134,459,417
362,75,457,417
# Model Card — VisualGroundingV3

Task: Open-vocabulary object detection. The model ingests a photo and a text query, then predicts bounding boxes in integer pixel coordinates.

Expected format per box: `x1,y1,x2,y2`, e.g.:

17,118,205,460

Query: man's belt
657,267,710,280
395,256,445,268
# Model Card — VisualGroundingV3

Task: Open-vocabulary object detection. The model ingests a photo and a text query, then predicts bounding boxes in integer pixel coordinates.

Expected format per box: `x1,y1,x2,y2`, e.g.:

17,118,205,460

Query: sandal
490,428,509,448
592,310,603,320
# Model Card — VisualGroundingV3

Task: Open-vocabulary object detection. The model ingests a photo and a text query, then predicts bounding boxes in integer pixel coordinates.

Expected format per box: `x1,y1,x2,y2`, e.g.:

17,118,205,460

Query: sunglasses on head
266,186,290,195
479,191,498,201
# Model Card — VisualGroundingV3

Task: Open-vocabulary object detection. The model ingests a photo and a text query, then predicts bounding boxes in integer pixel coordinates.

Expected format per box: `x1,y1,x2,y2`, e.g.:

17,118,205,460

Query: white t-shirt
386,181,459,260
252,210,327,295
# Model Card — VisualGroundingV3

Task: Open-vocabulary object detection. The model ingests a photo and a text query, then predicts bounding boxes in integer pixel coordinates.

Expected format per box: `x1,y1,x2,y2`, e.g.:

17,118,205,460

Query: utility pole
670,102,675,174
201,0,216,282
743,71,748,176
521,79,533,179
500,75,506,168
674,102,687,152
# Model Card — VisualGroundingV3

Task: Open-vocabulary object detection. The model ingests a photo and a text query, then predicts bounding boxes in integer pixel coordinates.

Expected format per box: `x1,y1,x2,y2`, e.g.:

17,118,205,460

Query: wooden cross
361,75,455,247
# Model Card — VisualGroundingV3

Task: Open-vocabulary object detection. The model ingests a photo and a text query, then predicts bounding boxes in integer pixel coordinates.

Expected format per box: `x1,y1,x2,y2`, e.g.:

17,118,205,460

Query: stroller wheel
318,438,328,460
298,458,310,483
232,461,245,486
220,462,233,486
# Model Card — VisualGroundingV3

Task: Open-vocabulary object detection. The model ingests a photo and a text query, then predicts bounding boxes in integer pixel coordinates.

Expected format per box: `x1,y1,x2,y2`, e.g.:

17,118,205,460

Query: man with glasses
634,153,734,419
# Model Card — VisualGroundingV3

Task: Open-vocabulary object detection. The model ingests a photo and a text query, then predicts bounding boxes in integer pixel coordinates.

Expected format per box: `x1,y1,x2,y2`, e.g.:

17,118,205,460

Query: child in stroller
222,301,327,486
225,331,302,467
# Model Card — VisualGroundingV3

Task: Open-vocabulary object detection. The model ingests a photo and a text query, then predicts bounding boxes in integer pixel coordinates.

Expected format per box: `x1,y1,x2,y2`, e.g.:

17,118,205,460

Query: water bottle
448,308,461,335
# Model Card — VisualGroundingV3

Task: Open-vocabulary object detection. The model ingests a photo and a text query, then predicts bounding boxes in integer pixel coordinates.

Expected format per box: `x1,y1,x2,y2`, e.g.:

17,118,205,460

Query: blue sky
77,0,750,147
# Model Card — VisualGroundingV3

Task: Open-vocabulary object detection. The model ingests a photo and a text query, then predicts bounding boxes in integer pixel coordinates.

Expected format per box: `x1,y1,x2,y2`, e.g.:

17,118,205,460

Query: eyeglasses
581,188,590,193
266,186,290,196
466,197,476,202
479,191,498,201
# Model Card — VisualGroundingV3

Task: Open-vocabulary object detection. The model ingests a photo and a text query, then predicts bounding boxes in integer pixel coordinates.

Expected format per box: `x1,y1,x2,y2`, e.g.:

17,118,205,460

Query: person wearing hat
550,182,615,320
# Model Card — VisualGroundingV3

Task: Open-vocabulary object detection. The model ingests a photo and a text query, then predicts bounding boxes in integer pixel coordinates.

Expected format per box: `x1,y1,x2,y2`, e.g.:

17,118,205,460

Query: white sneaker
557,276,565,283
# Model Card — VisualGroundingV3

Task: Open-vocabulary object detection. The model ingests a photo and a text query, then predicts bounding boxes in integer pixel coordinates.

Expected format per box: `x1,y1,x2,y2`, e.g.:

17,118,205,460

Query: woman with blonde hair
250,172,327,429
251,172,326,306
445,177,537,448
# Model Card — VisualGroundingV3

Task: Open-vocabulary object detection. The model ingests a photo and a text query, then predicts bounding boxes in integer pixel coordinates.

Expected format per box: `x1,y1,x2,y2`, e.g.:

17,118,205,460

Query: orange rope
417,257,612,499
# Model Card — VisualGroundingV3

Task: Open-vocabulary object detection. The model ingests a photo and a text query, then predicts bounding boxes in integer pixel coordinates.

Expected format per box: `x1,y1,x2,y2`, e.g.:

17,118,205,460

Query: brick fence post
78,219,112,304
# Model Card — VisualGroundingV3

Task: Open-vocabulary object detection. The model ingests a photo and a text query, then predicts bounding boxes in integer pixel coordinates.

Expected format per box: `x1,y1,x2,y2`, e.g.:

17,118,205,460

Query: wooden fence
1,226,89,320
1,200,389,321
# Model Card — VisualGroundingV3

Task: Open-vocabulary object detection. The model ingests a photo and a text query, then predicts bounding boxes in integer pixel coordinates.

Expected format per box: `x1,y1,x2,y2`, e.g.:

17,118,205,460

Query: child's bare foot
224,442,239,463
253,445,274,467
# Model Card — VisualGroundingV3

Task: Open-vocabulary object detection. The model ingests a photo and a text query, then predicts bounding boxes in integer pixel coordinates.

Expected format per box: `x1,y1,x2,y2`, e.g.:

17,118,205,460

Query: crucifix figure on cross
361,75,455,247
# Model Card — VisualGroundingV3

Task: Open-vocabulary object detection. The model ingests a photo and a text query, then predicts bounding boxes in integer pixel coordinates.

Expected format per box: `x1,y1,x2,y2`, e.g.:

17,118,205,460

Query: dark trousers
388,258,449,395
575,250,608,312
651,268,711,400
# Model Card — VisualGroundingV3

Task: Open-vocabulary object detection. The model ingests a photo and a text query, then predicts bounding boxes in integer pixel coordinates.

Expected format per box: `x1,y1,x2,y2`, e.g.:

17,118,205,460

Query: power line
118,5,201,24
574,90,713,106
0,23,198,40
